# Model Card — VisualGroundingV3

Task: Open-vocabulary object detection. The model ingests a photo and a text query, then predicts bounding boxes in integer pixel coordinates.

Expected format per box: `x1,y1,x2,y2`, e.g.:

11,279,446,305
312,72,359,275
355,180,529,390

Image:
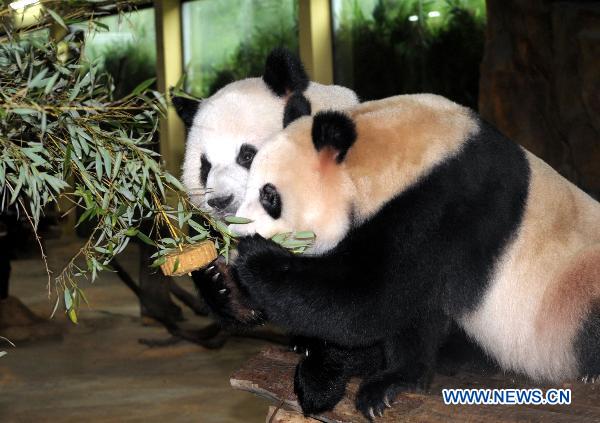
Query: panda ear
311,111,357,164
283,91,312,128
171,92,201,128
263,48,309,97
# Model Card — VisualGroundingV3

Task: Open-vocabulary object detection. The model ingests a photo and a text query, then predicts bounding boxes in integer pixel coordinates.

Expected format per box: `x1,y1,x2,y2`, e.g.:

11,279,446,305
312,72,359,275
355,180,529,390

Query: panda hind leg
576,304,600,382
355,361,434,419
356,314,450,420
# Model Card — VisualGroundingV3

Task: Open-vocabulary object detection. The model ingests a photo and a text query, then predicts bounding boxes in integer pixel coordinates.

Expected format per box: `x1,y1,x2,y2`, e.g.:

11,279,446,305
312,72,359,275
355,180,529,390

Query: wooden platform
231,347,600,422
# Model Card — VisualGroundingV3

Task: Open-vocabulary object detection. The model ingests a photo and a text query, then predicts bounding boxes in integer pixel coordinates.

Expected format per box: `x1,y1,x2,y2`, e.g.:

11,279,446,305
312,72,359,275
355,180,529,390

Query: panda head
232,111,358,253
173,48,358,218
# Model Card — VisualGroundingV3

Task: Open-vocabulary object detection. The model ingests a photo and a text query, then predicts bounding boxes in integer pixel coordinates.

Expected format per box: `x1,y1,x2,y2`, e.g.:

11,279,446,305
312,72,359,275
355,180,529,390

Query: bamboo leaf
151,256,166,268
131,77,156,96
136,231,156,246
28,68,48,88
294,231,316,240
68,308,78,324
46,9,69,31
224,216,253,224
64,289,73,310
44,72,60,94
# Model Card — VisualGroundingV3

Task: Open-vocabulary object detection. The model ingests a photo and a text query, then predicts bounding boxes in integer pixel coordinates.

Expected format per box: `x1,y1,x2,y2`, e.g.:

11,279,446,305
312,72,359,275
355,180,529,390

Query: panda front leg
233,235,389,346
191,257,262,327
355,313,450,420
294,340,350,415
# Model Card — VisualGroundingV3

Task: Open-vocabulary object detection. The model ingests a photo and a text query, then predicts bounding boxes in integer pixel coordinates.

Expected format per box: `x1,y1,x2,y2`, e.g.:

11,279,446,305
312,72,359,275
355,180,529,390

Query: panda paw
294,351,348,415
191,257,260,326
234,234,292,292
581,374,600,384
289,335,319,355
355,368,430,420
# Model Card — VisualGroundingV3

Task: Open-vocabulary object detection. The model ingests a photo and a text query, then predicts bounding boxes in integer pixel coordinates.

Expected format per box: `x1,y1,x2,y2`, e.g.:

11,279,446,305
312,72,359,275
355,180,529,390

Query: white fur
231,131,355,254
181,78,358,216
460,153,600,382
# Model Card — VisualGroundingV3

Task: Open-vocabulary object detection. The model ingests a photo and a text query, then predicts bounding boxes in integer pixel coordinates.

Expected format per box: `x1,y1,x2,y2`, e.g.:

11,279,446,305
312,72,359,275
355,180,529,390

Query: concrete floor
0,236,268,422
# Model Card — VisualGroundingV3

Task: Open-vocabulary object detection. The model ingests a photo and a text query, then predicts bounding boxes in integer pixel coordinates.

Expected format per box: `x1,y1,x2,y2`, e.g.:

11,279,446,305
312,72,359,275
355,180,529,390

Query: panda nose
207,194,234,211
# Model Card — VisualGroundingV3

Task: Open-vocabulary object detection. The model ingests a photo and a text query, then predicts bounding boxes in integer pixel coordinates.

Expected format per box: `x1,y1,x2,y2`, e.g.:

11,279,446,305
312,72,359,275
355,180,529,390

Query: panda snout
207,194,234,211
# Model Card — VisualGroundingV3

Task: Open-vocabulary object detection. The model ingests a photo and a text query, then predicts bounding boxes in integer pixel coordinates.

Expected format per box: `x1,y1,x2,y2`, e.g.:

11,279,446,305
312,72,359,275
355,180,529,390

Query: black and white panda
172,48,358,218
221,94,600,418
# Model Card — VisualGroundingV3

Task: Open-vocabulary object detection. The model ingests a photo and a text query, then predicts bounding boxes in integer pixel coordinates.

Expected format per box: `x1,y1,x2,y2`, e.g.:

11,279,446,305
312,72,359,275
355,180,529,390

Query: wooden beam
154,0,185,176
298,0,334,84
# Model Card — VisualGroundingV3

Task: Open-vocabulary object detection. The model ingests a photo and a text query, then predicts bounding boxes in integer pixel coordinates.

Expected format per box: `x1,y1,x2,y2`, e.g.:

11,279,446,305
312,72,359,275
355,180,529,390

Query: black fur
232,116,530,418
191,257,262,327
260,183,282,219
236,143,258,170
311,111,357,163
295,341,383,415
200,154,211,186
575,305,600,377
172,94,201,128
283,91,312,128
263,48,309,97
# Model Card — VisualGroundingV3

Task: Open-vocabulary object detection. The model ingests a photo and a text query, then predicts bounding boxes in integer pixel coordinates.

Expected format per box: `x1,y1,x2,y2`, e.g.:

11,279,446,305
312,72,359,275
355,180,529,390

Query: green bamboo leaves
0,30,233,323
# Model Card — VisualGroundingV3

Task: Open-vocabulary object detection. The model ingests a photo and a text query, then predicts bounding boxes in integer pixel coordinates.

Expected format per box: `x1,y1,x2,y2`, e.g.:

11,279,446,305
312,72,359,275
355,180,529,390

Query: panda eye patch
259,183,281,219
237,144,258,169
200,154,212,186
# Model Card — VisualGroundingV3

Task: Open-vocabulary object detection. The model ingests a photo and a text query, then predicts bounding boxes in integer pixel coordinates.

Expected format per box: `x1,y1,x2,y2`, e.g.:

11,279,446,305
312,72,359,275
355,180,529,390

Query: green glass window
332,0,486,108
182,0,298,97
83,8,157,99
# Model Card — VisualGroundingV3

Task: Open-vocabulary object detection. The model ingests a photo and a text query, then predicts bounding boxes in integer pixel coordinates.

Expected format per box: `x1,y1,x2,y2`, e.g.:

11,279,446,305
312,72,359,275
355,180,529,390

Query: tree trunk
479,0,600,199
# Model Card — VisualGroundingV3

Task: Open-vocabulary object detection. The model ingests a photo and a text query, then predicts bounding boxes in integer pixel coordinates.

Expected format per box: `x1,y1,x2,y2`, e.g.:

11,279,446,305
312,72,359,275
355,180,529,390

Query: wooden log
160,240,217,276
231,347,600,422
266,406,319,423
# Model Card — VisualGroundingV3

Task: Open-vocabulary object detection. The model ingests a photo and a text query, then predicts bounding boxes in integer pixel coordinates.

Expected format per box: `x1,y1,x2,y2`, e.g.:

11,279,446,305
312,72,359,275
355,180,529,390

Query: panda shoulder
303,82,360,111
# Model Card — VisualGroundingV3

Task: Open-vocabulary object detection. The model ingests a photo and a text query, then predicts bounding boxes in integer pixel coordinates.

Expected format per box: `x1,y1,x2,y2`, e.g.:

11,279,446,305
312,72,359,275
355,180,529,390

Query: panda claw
383,396,391,408
305,349,309,357
212,272,221,282
218,288,227,294
206,265,215,272
293,345,298,352
368,408,375,420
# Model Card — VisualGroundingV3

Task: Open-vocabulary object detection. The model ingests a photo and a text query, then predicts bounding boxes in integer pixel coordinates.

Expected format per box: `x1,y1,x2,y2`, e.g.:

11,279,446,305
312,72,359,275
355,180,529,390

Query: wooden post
154,0,185,176
298,0,334,84
134,0,186,323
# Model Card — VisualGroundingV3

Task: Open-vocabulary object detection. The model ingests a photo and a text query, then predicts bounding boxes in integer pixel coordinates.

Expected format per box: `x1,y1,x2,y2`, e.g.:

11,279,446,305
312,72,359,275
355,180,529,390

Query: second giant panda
219,94,600,418
173,48,358,218
174,48,357,326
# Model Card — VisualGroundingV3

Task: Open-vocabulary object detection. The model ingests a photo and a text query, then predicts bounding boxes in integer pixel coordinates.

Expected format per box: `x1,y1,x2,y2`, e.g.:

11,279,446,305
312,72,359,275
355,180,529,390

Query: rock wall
479,0,600,199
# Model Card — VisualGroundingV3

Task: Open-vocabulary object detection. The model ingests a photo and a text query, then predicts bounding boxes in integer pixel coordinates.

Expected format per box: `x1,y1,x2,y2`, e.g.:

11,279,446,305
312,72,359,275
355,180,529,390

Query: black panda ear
171,92,201,128
263,48,309,97
311,111,357,164
283,91,312,128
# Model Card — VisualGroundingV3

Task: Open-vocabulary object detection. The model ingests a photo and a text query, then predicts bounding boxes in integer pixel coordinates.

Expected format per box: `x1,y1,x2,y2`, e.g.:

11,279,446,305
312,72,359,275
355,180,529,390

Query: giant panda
172,48,359,218
173,48,359,356
216,94,600,418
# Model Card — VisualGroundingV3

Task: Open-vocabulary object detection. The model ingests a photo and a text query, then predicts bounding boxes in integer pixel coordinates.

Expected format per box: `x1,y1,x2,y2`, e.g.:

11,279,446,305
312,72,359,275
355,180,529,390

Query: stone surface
0,296,63,344
479,0,600,199
0,236,267,422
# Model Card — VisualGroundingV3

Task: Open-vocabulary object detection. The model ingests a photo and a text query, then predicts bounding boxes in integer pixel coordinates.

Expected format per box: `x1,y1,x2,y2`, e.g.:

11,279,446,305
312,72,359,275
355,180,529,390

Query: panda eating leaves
173,48,360,348
215,94,600,419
